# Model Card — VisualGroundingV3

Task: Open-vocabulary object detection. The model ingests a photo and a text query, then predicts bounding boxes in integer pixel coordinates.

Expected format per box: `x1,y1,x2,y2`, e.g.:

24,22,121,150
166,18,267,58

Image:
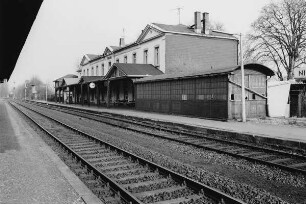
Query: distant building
54,74,79,103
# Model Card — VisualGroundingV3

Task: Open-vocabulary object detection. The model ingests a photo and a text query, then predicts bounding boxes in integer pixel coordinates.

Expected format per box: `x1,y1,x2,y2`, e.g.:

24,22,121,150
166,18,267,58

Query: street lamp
234,33,246,122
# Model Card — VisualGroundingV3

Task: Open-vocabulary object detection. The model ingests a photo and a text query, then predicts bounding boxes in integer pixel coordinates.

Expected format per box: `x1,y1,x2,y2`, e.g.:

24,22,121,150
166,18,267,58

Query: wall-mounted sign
89,82,95,88
294,67,306,79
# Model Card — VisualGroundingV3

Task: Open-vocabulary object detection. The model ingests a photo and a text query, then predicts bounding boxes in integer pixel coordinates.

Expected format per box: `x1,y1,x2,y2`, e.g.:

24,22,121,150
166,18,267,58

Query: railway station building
77,12,238,78
53,11,278,119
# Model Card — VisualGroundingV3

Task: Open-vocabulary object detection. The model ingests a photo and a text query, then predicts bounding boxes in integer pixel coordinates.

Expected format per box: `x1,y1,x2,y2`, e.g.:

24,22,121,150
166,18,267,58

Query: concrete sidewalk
39,100,306,145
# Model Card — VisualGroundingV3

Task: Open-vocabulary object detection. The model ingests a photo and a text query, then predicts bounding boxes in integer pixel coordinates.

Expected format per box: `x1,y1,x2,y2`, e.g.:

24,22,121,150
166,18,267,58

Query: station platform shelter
54,63,163,107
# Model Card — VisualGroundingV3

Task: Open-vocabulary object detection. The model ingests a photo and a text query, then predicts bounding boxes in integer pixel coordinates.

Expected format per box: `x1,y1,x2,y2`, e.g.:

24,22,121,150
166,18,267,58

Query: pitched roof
79,76,104,84
110,46,120,51
152,23,236,39
86,54,99,60
54,74,78,82
135,63,274,83
63,78,80,86
105,63,163,79
152,23,195,34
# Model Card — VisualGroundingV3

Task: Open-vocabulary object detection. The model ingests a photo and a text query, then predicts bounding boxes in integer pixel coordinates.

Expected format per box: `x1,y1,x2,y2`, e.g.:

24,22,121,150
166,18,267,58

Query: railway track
11,101,244,204
22,100,306,176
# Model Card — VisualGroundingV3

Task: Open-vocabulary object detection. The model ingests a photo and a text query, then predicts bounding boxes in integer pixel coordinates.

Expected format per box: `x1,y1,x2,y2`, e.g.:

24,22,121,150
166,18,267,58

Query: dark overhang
0,0,43,83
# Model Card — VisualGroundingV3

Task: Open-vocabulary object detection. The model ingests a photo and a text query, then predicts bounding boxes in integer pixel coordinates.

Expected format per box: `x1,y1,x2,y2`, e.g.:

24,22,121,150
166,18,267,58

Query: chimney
202,12,210,34
194,11,202,34
119,37,125,47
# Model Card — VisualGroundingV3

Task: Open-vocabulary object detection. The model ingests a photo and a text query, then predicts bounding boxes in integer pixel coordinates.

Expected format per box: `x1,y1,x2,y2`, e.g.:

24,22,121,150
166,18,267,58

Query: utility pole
240,33,246,122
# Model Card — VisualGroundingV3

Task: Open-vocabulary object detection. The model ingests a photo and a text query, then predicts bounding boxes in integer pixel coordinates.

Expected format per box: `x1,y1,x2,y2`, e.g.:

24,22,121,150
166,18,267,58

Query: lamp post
234,33,246,122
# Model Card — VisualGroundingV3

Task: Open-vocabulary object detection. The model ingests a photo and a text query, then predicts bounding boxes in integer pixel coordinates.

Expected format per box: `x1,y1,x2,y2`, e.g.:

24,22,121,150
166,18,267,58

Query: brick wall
165,34,238,74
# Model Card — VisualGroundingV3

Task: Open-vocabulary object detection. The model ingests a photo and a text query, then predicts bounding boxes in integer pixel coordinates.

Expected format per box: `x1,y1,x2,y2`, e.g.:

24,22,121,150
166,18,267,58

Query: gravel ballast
19,102,306,203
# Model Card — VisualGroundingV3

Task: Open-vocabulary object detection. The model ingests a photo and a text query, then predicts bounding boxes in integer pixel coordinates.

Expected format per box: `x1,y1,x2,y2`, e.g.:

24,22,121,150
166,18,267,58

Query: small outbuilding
267,81,291,117
135,63,274,120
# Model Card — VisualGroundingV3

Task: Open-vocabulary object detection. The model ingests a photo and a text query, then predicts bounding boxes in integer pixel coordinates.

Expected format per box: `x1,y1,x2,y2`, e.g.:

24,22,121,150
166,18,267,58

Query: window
91,67,94,76
124,55,127,63
87,69,89,76
96,66,99,76
231,94,235,100
83,69,85,76
132,53,137,63
154,46,159,67
101,63,104,75
252,93,256,100
116,58,119,63
143,49,148,64
108,61,112,68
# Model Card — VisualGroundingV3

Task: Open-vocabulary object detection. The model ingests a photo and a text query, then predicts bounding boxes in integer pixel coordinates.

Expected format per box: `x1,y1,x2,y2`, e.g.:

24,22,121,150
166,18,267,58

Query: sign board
89,82,95,89
294,67,306,79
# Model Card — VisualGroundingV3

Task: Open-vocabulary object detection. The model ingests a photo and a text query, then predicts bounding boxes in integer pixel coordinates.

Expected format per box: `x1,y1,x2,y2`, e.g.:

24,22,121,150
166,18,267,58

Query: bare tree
209,21,225,32
247,0,306,80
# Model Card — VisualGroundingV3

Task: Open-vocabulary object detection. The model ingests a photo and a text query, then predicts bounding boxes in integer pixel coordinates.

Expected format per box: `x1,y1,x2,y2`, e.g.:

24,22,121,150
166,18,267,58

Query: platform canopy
0,0,43,83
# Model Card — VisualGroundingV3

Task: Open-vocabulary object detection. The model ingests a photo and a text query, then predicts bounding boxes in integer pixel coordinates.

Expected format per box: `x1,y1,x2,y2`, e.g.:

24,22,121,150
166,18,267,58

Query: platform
0,99,103,204
33,100,306,149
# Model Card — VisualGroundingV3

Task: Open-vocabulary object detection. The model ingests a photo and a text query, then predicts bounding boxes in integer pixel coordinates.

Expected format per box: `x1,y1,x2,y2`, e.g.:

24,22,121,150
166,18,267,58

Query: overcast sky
9,0,273,87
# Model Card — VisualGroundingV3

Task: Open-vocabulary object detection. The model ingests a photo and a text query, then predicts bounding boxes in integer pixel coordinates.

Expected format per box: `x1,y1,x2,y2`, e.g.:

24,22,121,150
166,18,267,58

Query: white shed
267,80,291,117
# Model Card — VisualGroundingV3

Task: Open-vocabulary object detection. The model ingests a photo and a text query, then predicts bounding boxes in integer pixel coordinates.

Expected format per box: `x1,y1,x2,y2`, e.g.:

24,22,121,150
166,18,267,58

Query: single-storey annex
134,63,275,120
